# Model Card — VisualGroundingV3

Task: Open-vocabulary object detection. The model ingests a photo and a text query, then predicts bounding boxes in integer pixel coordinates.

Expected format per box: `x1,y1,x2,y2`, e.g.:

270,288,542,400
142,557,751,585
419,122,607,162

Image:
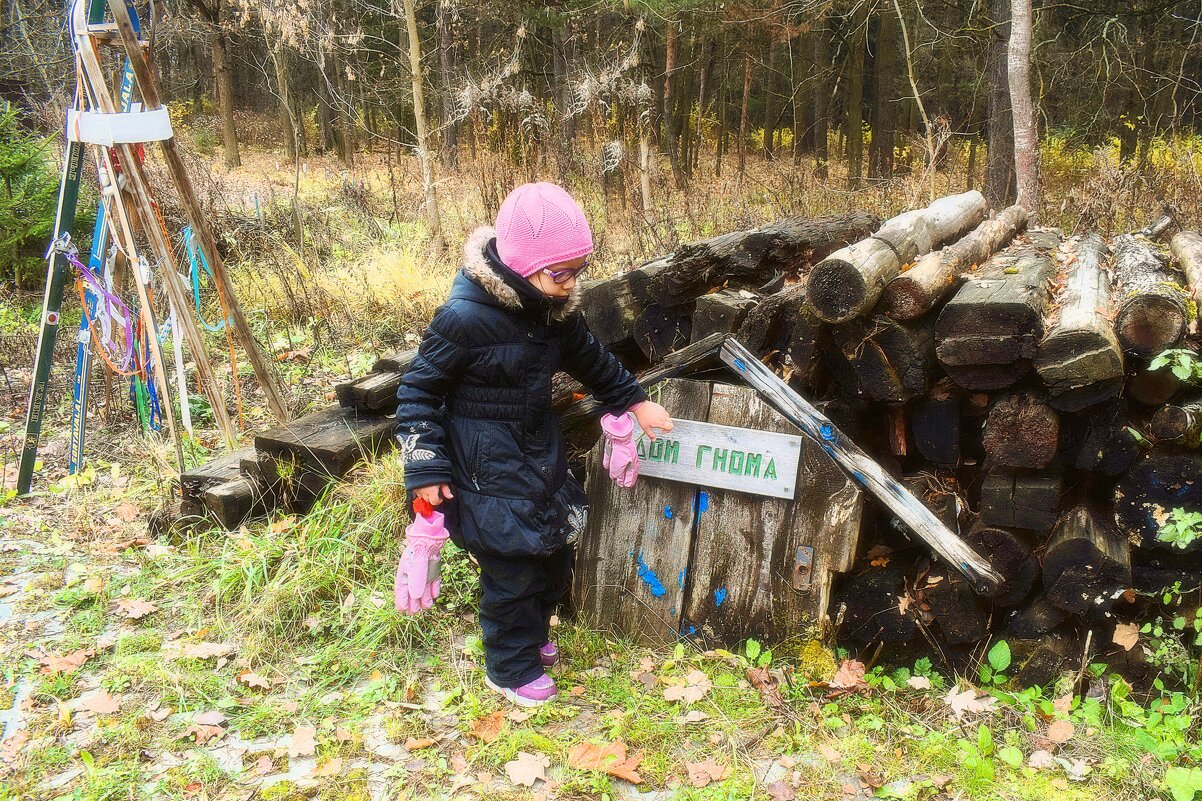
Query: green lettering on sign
744,453,762,478
764,459,777,480
636,439,647,459
729,450,745,475
696,445,711,468
712,448,728,471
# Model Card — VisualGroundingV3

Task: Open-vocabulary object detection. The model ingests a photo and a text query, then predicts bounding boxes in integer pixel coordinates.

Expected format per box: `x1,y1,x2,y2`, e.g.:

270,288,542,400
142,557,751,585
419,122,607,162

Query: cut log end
807,261,868,323
878,276,933,321
1115,298,1188,359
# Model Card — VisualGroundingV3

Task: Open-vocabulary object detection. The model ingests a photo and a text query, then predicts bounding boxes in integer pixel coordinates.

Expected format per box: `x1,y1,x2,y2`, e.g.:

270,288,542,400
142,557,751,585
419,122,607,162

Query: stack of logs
175,194,1202,687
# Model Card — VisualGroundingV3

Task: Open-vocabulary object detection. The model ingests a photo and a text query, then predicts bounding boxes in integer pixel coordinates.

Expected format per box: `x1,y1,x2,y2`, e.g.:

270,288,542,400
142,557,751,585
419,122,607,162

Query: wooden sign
636,418,802,499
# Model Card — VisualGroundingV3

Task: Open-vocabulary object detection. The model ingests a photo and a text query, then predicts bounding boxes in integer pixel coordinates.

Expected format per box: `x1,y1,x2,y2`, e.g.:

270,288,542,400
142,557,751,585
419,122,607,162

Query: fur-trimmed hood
460,226,582,322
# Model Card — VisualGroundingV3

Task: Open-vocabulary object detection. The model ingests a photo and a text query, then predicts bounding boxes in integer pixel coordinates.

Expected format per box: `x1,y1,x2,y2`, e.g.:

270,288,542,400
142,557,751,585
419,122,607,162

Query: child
395,182,673,706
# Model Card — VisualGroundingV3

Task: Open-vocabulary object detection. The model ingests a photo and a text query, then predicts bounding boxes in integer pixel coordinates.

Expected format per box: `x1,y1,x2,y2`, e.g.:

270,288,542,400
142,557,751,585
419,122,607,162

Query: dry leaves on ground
115,598,157,619
568,741,643,784
767,780,796,800
505,751,550,787
829,659,868,691
288,725,317,758
34,647,94,675
1047,719,1075,744
662,669,712,704
75,689,120,715
944,687,998,720
1112,622,1139,651
306,757,344,779
236,671,271,691
470,710,505,744
906,675,932,690
405,737,436,751
686,759,730,788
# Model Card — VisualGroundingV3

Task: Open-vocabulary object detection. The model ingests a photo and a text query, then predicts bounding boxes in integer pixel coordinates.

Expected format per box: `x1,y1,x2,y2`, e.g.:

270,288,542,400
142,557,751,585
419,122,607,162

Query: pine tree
0,105,60,289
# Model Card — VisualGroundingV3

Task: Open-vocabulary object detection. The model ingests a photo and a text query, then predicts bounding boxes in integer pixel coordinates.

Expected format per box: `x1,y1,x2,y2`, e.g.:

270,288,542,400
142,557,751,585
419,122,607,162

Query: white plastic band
66,107,173,146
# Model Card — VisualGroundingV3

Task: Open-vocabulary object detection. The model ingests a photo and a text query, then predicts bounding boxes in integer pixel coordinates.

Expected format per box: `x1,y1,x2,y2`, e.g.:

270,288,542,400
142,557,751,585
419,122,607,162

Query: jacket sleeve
559,314,648,415
395,305,470,491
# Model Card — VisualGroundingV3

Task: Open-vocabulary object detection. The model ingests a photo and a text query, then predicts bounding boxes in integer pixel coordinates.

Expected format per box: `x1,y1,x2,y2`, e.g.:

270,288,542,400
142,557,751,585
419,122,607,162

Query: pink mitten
394,498,450,614
600,411,639,488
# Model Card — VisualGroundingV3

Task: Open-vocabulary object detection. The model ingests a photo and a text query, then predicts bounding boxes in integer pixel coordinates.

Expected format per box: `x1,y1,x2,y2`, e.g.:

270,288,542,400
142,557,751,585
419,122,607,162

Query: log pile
173,200,1202,687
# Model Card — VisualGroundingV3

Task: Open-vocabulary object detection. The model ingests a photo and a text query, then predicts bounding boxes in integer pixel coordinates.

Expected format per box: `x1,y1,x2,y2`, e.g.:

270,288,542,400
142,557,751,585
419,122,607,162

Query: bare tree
1008,0,1041,212
402,0,443,252
184,0,240,168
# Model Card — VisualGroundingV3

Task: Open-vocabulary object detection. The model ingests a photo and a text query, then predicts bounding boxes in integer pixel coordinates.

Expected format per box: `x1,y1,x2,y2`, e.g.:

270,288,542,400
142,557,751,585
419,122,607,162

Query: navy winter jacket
395,227,647,558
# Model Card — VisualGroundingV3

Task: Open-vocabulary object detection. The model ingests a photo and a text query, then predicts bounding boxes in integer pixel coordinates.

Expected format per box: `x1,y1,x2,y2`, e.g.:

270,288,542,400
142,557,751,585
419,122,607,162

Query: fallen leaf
818,744,841,763
113,502,139,522
829,659,867,690
506,709,532,723
306,757,344,778
906,675,932,690
185,723,225,744
37,648,94,675
1112,622,1139,651
194,711,226,726
75,689,120,715
505,751,549,787
568,741,644,784
84,576,105,594
289,725,317,757
767,780,796,801
676,710,709,724
253,755,274,775
1060,757,1091,781
271,516,297,534
175,642,235,661
1052,693,1073,715
405,737,435,751
857,764,885,788
686,759,730,788
1047,719,1075,744
663,669,712,704
1028,749,1056,769
182,781,202,797
115,599,157,620
944,687,998,720
236,671,271,691
470,710,505,744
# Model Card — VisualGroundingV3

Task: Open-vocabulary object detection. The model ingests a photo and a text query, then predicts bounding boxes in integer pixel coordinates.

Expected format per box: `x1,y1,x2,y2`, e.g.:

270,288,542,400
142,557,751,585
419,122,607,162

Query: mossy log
1113,233,1189,358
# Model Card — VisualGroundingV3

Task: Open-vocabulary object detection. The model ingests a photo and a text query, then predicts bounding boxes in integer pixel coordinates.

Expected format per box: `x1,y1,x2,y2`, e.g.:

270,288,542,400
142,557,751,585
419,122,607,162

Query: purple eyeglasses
544,259,590,284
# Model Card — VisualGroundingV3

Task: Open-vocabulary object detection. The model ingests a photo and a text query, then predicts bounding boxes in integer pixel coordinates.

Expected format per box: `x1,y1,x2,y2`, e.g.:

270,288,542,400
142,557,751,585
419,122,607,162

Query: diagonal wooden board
572,380,710,646
681,382,862,646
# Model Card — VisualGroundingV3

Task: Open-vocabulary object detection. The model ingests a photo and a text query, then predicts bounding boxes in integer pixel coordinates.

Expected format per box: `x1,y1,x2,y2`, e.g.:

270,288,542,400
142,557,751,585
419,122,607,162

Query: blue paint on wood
693,490,709,515
819,422,835,442
733,358,748,371
663,505,674,520
714,587,728,607
678,568,687,588
636,552,667,597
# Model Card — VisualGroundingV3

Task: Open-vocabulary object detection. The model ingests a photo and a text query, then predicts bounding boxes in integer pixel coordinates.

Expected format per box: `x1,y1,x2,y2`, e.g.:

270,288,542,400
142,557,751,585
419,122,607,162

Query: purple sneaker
539,641,559,667
485,673,557,707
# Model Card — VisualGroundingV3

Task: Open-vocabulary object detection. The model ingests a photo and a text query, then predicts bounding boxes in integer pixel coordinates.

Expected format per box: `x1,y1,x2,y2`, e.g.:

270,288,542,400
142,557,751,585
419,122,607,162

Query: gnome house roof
173,198,1199,667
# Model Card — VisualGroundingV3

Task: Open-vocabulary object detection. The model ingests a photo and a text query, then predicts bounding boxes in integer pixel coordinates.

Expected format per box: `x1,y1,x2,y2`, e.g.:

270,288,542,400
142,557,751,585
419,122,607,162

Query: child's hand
632,401,673,441
414,484,454,507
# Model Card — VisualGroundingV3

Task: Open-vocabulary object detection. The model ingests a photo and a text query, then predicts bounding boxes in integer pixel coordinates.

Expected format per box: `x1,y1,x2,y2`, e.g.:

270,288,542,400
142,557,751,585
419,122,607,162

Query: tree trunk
403,0,443,252
437,0,460,169
812,15,830,178
844,5,867,188
870,8,899,180
662,21,684,187
210,26,241,168
270,42,298,163
984,0,1015,207
738,53,752,174
762,36,781,159
1007,0,1040,212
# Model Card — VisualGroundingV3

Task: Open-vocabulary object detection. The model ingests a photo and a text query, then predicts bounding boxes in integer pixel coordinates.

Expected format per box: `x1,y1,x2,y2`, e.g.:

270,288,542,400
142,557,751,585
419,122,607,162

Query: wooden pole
107,0,291,423
75,24,236,449
719,336,1003,595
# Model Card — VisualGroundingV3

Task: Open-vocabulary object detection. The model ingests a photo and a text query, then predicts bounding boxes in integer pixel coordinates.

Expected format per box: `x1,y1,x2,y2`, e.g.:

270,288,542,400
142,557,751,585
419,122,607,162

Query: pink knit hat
494,182,593,277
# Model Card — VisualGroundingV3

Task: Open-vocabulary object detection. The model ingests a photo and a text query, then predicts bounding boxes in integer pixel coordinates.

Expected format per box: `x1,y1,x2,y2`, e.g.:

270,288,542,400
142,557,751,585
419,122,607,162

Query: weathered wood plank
255,406,396,478
336,370,404,412
572,380,712,645
980,468,1061,532
1034,234,1124,411
691,290,758,343
1043,505,1131,615
720,337,1003,594
180,447,256,501
680,383,862,645
934,232,1060,390
371,348,417,374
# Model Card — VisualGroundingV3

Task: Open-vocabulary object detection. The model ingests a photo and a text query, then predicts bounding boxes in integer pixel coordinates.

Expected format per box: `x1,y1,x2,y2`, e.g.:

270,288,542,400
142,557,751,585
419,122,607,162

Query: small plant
742,638,772,668
1159,508,1202,550
1151,348,1202,382
978,640,1012,686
